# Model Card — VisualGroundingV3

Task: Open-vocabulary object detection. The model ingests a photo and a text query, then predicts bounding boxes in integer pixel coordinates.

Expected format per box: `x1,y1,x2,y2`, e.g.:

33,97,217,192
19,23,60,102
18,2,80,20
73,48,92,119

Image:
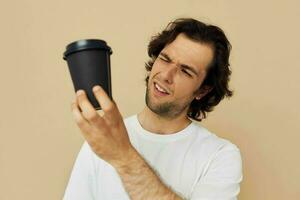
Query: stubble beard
145,82,191,119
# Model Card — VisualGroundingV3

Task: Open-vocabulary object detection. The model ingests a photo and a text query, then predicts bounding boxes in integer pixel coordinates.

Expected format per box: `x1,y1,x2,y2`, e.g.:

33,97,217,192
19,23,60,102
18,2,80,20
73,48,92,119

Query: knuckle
76,118,86,126
103,102,115,113
105,118,117,126
85,112,99,121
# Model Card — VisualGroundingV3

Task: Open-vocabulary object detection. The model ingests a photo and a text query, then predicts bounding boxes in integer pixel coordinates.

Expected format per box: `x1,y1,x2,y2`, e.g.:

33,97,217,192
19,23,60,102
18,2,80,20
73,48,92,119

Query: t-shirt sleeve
190,143,243,200
63,141,97,200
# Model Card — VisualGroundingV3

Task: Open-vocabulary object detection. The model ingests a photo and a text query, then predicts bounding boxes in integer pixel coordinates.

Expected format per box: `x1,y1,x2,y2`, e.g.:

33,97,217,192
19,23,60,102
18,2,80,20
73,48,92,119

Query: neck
137,106,192,135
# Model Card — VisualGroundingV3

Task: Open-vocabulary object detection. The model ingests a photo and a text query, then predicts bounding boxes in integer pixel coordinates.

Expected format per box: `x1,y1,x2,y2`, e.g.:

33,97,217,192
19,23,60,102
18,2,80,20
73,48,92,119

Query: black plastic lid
63,39,112,60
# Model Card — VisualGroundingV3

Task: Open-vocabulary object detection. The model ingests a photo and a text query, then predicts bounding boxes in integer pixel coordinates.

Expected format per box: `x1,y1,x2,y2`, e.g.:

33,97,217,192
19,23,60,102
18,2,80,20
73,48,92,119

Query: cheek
174,80,199,98
151,60,160,71
148,62,160,80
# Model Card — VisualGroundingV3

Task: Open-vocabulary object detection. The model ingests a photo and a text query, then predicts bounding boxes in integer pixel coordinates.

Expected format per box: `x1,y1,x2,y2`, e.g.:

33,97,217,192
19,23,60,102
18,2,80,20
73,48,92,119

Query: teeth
155,83,168,94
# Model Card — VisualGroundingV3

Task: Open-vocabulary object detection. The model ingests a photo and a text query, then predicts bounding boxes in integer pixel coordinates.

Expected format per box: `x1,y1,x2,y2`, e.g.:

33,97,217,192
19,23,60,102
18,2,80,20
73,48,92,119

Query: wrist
111,146,141,170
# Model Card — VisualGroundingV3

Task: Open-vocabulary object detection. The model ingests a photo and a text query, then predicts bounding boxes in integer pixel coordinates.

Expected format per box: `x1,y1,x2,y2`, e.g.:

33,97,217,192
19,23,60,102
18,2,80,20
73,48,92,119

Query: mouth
153,81,170,97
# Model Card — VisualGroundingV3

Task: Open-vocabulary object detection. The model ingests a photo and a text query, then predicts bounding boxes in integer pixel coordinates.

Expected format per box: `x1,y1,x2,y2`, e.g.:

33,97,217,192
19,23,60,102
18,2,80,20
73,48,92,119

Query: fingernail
93,85,101,92
77,90,84,96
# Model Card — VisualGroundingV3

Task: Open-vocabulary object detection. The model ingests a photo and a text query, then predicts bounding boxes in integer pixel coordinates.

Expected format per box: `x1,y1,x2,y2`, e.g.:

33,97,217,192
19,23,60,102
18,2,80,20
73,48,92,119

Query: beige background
0,0,299,199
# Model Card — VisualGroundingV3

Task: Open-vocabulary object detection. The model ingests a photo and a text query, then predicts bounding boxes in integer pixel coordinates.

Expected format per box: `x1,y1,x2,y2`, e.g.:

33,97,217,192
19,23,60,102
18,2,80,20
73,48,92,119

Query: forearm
112,148,184,200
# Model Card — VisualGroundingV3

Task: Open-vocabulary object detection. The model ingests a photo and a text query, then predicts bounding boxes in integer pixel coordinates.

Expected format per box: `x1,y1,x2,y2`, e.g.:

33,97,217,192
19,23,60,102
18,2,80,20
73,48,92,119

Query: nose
160,63,178,84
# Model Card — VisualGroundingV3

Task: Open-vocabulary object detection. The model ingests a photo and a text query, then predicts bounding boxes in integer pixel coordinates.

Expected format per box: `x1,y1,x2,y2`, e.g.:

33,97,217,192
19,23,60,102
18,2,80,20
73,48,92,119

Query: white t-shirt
63,114,243,200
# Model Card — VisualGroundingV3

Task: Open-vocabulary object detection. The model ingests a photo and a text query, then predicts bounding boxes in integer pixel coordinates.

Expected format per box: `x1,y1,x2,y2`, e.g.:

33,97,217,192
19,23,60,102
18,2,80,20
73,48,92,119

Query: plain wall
0,0,299,199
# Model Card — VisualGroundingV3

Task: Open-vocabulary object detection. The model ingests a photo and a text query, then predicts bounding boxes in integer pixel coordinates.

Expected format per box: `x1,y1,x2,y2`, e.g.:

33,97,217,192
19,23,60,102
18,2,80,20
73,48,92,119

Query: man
63,18,243,200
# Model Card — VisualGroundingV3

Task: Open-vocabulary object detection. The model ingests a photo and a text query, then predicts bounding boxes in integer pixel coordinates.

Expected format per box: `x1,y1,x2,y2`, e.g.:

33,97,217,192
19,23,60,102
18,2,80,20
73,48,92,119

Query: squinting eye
159,57,168,62
182,69,192,77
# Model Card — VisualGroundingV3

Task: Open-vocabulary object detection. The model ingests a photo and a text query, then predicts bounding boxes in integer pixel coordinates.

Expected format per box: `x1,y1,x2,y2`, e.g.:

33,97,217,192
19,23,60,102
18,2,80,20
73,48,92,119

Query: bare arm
112,148,185,200
72,87,185,199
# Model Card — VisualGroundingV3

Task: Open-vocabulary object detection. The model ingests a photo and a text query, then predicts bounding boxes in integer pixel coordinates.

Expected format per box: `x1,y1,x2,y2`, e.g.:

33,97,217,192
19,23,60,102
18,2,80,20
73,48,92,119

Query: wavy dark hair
144,18,234,121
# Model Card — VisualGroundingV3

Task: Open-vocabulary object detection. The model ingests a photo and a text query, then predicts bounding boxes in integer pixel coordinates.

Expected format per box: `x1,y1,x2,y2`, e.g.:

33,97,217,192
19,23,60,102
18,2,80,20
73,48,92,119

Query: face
145,33,214,119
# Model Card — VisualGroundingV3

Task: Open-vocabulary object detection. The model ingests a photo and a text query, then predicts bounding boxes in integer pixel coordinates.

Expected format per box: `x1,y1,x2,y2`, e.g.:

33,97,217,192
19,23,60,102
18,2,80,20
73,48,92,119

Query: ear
195,85,213,100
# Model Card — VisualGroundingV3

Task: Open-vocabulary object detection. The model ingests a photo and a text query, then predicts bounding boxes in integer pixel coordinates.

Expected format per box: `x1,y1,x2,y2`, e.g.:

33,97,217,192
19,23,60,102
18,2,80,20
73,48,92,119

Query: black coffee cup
63,39,113,110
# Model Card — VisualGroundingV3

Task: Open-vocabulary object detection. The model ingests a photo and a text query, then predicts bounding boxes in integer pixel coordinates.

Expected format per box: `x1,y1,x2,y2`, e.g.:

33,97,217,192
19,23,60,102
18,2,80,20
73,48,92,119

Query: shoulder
192,123,243,179
191,122,240,152
190,122,242,170
189,125,243,199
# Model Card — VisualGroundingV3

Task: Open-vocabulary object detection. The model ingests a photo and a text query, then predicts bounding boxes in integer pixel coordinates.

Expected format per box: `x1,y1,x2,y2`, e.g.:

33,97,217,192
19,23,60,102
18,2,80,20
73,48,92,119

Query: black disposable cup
63,39,113,110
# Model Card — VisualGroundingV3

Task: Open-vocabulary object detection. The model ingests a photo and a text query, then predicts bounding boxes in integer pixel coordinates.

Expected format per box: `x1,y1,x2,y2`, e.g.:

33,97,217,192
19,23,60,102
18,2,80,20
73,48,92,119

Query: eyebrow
159,52,199,76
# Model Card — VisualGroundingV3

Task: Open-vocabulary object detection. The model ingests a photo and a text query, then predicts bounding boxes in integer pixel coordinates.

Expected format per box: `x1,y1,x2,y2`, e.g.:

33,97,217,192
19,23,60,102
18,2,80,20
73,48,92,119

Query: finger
92,85,121,124
71,99,92,138
76,90,108,129
76,90,100,122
